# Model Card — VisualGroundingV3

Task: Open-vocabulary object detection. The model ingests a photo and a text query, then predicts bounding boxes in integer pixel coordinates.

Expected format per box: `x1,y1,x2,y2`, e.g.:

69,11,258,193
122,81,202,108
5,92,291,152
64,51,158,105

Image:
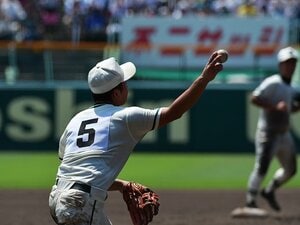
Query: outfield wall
0,82,299,152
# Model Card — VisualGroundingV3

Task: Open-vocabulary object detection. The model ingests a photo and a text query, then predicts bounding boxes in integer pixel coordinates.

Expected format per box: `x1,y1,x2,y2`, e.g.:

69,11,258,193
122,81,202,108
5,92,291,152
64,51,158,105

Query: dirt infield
1,189,299,225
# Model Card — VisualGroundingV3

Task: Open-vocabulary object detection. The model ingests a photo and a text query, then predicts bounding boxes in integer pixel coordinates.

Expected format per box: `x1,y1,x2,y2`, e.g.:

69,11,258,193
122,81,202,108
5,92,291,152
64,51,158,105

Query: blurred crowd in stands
0,0,299,43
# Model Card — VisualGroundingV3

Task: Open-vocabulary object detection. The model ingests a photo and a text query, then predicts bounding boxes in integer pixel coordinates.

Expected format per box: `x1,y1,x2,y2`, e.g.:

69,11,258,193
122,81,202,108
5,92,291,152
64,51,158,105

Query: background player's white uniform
49,104,161,225
247,74,298,204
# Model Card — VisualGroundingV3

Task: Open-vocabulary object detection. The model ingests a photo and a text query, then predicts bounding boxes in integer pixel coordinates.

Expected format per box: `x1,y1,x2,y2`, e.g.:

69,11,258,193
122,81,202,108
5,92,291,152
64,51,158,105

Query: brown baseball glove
122,182,160,225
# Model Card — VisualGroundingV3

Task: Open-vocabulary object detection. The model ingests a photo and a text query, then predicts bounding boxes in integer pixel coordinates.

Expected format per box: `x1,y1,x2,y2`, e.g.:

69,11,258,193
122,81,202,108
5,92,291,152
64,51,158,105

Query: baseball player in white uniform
49,52,224,225
246,46,300,211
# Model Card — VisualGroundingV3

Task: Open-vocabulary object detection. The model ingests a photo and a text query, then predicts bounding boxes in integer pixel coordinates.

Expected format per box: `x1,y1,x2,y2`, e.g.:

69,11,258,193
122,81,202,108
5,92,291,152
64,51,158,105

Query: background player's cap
277,46,298,63
88,57,136,94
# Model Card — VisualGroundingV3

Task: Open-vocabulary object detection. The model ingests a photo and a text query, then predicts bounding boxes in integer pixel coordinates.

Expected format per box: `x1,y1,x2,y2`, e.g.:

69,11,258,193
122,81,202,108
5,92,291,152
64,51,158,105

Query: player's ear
110,83,126,104
111,88,119,98
111,84,121,99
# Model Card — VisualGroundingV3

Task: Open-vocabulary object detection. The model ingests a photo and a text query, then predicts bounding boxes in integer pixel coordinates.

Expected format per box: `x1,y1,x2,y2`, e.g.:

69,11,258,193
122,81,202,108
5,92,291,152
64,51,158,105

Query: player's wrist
120,180,130,193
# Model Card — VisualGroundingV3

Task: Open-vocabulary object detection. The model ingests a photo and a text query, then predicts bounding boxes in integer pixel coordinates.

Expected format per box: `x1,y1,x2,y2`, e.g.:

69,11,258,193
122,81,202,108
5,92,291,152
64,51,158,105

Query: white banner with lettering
121,17,289,69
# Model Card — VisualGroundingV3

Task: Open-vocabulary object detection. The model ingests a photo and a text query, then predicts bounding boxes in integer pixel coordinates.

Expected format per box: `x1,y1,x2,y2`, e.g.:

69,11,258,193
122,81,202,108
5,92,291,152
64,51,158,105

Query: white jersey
56,104,161,190
253,74,295,133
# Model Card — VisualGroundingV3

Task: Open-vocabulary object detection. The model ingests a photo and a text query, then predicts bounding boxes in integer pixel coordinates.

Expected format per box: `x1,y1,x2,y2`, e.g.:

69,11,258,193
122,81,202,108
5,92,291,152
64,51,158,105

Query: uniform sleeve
125,107,161,141
253,78,276,99
58,130,67,160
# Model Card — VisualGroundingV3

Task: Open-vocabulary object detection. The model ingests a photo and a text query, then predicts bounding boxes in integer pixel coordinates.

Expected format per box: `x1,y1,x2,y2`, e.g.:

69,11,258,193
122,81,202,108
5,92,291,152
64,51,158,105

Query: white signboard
121,17,289,69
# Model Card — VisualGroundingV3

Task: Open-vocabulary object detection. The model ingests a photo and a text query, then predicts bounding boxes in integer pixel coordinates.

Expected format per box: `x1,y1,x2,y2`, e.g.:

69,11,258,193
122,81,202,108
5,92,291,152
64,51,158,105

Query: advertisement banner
121,17,289,69
0,85,299,152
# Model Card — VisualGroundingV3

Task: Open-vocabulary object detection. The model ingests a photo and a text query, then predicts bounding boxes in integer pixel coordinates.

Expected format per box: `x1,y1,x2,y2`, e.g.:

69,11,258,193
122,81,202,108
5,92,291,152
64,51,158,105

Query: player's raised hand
201,51,224,82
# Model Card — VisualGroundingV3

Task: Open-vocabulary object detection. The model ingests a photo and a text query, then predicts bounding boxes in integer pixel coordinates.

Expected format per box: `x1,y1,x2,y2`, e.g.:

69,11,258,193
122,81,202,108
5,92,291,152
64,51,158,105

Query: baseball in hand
216,49,229,63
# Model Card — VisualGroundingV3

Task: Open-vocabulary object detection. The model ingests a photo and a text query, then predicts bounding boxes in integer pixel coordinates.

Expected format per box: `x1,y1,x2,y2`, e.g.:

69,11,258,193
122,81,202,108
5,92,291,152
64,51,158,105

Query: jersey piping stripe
151,109,159,130
89,200,97,225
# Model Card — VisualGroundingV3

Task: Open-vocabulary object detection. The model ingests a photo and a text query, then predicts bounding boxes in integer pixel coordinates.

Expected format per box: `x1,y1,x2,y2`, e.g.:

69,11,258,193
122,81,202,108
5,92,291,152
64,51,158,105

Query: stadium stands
0,0,299,84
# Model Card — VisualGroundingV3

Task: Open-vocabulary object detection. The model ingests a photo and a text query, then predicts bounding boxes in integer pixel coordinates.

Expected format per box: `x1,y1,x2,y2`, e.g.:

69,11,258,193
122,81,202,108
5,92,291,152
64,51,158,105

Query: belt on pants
55,179,107,201
71,182,91,193
56,179,91,193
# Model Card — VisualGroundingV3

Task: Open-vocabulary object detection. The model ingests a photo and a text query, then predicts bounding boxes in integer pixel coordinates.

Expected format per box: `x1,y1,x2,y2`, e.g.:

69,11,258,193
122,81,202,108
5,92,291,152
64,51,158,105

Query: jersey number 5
76,118,98,147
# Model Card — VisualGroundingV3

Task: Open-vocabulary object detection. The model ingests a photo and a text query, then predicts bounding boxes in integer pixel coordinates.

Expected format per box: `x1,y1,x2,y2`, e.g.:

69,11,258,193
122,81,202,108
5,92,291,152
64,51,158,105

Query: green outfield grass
1,152,299,189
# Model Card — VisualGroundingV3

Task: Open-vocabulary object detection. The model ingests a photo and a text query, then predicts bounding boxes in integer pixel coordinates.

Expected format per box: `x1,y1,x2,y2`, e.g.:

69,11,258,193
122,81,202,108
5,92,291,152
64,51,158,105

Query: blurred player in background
246,46,300,211
49,52,224,225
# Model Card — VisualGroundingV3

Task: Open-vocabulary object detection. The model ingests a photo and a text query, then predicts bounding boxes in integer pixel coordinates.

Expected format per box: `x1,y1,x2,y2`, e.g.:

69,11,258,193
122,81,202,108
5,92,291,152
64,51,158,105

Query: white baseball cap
88,57,136,94
277,46,298,63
